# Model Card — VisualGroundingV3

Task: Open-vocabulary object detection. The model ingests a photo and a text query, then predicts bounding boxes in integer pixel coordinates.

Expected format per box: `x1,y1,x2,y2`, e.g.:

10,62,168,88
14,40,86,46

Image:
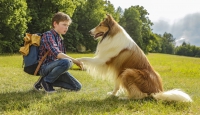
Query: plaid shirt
39,29,66,65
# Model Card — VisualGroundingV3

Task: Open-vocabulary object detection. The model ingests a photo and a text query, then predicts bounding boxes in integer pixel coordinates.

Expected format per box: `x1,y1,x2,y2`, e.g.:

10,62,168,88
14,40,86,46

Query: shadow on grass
43,95,191,114
0,89,44,112
0,90,192,114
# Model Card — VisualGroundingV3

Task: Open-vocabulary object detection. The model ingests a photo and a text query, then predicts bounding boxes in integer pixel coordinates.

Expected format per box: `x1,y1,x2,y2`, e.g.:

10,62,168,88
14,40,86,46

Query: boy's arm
57,53,83,69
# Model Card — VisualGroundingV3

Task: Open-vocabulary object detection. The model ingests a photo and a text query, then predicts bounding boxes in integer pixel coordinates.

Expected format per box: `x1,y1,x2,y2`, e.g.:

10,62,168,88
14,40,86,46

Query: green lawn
0,53,199,115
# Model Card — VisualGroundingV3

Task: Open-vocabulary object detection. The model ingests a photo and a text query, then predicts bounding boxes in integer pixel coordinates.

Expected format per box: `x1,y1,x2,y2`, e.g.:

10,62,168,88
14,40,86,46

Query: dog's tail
151,89,192,102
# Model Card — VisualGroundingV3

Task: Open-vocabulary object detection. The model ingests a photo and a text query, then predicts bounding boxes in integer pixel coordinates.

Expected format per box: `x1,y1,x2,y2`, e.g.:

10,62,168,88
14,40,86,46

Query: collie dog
77,14,192,102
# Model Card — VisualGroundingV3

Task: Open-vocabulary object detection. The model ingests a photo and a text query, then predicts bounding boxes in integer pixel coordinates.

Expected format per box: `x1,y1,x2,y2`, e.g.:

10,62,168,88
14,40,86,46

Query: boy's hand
74,59,83,70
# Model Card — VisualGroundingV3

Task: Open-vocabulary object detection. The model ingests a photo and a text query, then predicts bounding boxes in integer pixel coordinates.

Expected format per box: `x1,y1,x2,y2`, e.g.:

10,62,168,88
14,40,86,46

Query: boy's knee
60,58,73,69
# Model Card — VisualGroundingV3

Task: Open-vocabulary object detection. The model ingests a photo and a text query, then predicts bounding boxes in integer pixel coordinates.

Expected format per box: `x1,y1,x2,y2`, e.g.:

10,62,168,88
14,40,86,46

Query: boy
34,12,82,93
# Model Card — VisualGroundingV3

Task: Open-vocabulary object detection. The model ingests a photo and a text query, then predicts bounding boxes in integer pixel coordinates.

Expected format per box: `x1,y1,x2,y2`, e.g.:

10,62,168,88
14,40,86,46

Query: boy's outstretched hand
74,59,84,70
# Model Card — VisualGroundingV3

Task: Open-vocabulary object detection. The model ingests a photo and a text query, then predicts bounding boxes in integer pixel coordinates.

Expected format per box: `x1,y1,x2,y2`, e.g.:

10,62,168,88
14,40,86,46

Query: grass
0,53,200,115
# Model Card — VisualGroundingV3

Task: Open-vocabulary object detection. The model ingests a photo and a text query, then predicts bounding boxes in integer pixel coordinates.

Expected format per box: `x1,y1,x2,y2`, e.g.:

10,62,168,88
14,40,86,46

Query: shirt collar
50,29,59,37
51,29,64,40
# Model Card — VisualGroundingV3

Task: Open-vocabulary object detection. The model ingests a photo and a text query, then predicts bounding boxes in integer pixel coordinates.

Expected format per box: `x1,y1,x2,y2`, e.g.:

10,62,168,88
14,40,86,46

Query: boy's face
54,21,70,35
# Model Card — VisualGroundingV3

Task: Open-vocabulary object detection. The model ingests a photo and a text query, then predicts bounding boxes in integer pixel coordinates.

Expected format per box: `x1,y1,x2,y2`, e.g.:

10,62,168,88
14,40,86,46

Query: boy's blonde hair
52,12,72,28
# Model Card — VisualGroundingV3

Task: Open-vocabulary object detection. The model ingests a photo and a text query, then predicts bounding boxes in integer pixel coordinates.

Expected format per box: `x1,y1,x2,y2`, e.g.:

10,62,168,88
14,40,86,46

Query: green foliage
119,6,156,54
147,33,162,53
153,32,176,54
104,0,120,22
65,22,84,52
0,0,30,53
116,6,124,18
68,0,107,52
26,0,77,33
175,42,200,57
161,32,175,54
0,0,198,57
120,6,143,50
133,5,154,53
0,53,200,114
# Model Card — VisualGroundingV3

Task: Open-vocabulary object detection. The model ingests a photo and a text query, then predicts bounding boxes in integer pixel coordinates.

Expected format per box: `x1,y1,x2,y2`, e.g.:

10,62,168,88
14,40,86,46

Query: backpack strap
34,50,50,75
33,31,57,75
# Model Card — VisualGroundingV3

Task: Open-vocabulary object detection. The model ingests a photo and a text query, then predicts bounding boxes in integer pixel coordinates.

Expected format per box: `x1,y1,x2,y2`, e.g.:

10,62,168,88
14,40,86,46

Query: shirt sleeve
42,32,61,58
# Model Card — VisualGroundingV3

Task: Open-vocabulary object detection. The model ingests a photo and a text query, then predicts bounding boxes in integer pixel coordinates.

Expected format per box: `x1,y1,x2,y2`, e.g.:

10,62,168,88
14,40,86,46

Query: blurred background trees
0,0,29,53
0,0,199,57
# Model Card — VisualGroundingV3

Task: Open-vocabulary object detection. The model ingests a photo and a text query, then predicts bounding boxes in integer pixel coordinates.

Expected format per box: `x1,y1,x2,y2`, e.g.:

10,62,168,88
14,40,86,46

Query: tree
64,0,86,52
65,0,120,52
175,42,200,57
70,0,107,52
26,0,77,33
0,0,30,53
104,0,120,22
26,0,80,52
119,6,143,51
147,33,161,53
133,5,155,53
161,32,175,54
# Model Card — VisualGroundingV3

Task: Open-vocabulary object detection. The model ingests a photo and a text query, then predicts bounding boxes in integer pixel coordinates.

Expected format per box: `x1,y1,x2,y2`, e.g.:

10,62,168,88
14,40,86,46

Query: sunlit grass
0,53,199,115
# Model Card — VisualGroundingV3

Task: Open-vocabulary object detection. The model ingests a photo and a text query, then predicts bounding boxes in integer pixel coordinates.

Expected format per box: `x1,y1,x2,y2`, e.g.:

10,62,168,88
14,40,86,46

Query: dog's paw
107,91,115,96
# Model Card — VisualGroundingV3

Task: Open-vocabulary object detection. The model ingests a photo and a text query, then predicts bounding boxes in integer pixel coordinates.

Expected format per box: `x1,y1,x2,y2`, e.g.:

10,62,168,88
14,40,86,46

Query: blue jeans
40,58,82,91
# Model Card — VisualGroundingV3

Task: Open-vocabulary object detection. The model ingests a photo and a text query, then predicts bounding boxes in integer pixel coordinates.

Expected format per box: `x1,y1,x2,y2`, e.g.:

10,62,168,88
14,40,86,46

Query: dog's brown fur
107,47,163,98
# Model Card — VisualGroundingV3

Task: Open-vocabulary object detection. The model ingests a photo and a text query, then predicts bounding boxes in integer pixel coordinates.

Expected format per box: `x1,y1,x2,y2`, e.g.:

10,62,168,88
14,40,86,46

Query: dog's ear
107,14,115,23
106,14,112,20
106,14,115,24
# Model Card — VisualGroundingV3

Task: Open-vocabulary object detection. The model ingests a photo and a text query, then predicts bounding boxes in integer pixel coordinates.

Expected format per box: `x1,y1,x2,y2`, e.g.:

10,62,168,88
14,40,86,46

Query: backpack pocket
24,63,40,75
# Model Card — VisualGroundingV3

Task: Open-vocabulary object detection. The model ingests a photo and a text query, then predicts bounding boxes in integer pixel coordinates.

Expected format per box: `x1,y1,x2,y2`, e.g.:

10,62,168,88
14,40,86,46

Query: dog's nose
89,31,93,35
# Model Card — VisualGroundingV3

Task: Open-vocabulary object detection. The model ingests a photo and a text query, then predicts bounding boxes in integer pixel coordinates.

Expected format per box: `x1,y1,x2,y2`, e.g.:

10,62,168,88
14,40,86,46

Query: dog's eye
99,24,101,26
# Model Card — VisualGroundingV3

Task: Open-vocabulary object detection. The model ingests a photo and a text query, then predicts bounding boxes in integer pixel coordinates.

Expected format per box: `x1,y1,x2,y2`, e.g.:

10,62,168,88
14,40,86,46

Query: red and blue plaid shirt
39,29,66,65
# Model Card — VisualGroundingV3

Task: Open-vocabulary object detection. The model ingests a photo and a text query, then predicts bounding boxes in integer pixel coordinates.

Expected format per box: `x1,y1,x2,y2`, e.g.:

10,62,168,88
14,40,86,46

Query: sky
108,0,200,46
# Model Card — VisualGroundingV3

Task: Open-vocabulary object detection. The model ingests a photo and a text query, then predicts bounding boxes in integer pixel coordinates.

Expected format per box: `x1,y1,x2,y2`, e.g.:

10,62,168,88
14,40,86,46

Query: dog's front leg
107,79,120,96
76,57,92,63
77,57,106,66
